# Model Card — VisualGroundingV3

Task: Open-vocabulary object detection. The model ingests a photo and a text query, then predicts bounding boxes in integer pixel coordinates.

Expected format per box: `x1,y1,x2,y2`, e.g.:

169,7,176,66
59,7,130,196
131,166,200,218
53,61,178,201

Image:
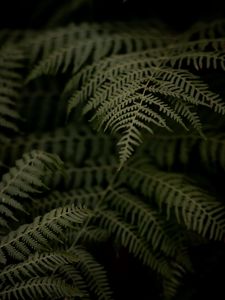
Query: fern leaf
98,210,172,278
181,19,225,41
125,164,225,240
0,125,115,166
162,262,186,300
57,265,91,299
0,46,24,133
107,189,186,259
27,22,173,81
143,132,198,168
74,247,113,300
67,49,224,166
46,158,118,190
0,251,78,285
31,186,104,216
0,205,91,264
199,132,225,170
167,50,225,70
143,131,225,170
0,150,63,228
0,277,81,300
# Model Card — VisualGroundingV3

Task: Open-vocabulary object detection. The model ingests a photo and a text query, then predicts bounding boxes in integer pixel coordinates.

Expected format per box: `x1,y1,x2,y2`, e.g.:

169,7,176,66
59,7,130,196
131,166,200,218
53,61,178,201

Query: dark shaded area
0,0,225,31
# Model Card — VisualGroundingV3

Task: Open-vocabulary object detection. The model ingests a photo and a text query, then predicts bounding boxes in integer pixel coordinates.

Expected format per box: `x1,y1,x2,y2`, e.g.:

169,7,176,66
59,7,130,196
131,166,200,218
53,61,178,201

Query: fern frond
167,50,225,70
0,125,115,166
76,226,109,244
0,150,63,228
144,131,225,170
65,45,224,103
143,132,198,168
106,189,186,260
31,186,104,216
64,225,109,248
67,47,225,166
46,158,118,190
74,247,113,300
125,164,225,240
0,277,80,300
98,210,172,278
0,251,78,284
0,205,91,264
27,22,173,80
181,19,225,41
56,264,91,299
162,262,186,300
199,132,225,170
0,46,24,133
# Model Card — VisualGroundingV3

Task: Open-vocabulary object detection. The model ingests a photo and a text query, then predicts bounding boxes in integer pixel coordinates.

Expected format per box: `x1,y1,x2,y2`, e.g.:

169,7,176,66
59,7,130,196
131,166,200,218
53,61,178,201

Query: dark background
0,0,225,31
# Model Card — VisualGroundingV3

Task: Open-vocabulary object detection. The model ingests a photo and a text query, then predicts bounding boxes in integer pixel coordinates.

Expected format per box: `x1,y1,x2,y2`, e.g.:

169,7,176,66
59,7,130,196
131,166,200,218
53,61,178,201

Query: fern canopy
0,15,225,300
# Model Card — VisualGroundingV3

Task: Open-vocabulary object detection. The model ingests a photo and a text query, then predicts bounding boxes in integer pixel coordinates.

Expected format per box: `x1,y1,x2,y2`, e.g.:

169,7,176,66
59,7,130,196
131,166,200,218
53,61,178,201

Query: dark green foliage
0,13,225,300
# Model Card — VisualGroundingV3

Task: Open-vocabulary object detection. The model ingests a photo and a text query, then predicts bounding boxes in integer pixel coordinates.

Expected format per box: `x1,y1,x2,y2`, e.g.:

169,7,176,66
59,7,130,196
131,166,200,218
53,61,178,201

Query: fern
106,188,188,261
0,205,91,264
1,16,225,300
143,131,225,170
98,210,172,277
0,150,62,229
31,186,105,216
0,251,78,284
74,247,113,300
0,125,115,166
0,46,24,133
125,163,225,240
27,22,173,79
46,157,118,190
0,277,81,300
63,29,225,166
56,264,91,299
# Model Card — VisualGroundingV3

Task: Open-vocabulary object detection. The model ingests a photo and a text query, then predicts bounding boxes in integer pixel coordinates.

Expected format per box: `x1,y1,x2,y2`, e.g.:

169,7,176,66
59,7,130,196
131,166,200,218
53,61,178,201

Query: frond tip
75,247,113,300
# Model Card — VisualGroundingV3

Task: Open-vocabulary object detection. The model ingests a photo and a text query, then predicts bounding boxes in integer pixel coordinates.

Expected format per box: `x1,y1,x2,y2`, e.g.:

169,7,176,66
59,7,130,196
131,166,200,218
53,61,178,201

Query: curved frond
31,186,104,216
0,277,80,300
0,251,78,285
143,131,225,170
125,164,225,240
162,262,186,300
67,51,225,166
57,264,91,299
0,125,115,166
98,210,172,278
75,247,113,300
27,22,173,80
107,189,187,260
0,46,24,133
0,150,63,229
46,157,118,190
0,205,91,264
143,132,199,168
199,132,225,170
